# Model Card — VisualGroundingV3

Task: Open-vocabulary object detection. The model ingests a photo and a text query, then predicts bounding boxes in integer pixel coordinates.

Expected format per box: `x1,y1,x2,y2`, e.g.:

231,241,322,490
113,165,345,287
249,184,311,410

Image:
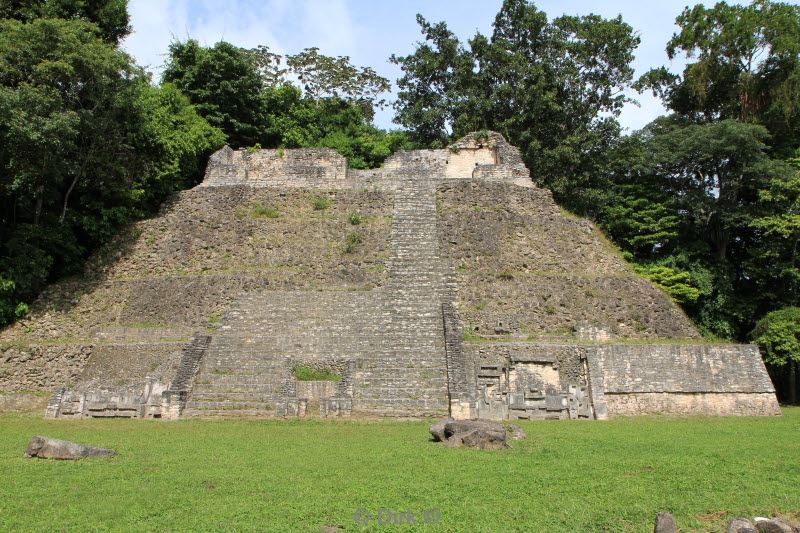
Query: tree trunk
60,174,79,224
33,184,44,226
790,361,798,406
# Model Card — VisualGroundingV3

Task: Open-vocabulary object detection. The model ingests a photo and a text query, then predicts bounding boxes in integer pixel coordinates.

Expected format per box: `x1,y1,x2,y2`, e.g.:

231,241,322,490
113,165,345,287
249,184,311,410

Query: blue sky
121,0,753,132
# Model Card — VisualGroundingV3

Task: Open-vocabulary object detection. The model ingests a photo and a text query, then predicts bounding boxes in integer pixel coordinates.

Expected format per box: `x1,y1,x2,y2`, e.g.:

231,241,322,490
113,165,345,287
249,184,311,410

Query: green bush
292,365,342,381
251,204,279,219
312,196,332,211
751,307,800,367
348,212,363,225
343,232,362,253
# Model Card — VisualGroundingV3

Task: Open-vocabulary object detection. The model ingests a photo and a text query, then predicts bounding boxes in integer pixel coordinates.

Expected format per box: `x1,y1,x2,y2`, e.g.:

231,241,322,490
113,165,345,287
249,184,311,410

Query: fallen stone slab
24,436,116,460
429,419,510,450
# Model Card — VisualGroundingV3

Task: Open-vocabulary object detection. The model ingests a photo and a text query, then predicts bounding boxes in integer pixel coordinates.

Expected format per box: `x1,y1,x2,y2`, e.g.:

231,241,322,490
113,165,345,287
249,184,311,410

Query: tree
747,154,800,310
0,17,223,326
644,118,781,262
165,39,409,168
751,307,800,403
390,0,640,206
163,40,264,148
637,0,800,154
0,0,130,43
284,47,390,121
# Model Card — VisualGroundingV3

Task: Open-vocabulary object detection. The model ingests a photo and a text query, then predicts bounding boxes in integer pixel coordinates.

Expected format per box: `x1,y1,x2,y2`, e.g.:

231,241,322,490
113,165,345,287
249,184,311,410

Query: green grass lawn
1,409,799,532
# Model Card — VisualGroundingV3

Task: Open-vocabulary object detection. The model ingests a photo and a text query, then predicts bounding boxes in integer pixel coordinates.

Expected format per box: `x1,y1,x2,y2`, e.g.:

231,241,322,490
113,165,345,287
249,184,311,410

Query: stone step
182,408,276,418
189,391,276,402
191,383,276,394
185,400,276,411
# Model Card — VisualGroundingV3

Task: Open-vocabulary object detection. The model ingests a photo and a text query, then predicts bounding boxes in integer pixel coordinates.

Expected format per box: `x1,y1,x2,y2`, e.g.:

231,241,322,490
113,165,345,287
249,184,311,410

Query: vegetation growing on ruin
292,365,342,382
343,232,363,254
348,212,363,225
312,196,332,211
0,410,798,531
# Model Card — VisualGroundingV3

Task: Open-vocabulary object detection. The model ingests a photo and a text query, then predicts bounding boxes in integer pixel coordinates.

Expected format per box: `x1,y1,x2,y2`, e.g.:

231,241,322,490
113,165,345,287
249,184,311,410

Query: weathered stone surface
754,517,795,533
727,518,757,533
429,419,509,450
506,424,526,440
24,436,116,460
653,512,677,533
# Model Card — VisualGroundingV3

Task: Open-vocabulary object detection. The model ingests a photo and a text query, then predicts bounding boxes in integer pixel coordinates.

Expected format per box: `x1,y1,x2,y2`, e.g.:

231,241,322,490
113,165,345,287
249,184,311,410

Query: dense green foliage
751,307,800,403
0,0,130,43
621,2,800,343
391,0,639,206
0,6,224,325
163,39,410,168
0,411,798,530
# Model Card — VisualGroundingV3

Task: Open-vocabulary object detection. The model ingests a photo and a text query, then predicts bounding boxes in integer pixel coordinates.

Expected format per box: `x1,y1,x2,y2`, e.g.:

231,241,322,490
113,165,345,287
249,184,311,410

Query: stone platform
0,132,779,419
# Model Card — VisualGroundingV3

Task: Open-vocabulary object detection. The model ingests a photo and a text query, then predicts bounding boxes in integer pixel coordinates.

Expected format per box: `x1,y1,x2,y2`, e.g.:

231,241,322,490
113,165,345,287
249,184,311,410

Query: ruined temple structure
0,132,780,420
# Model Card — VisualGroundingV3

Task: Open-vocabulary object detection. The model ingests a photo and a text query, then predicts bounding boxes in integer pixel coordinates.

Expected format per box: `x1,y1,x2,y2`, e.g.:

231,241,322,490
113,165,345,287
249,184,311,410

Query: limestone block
24,436,116,460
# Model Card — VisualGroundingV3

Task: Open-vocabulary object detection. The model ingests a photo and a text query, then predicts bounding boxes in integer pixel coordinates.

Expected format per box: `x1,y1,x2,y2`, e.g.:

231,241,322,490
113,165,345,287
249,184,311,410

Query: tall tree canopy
0,0,130,43
163,39,409,167
637,0,800,154
0,10,223,325
390,0,639,208
596,0,800,367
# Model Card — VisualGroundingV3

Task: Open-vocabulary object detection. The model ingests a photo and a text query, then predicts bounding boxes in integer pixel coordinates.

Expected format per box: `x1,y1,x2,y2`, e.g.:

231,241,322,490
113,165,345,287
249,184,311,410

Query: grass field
1,409,798,532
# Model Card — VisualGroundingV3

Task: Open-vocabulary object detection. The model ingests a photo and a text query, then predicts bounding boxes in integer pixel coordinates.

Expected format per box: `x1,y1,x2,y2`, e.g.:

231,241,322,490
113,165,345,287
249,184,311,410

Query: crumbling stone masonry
0,132,780,419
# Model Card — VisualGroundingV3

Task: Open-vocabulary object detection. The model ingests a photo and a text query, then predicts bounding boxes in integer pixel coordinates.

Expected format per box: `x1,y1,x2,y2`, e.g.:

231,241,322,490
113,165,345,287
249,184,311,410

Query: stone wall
586,344,780,416
602,391,781,417
0,184,392,408
202,146,348,187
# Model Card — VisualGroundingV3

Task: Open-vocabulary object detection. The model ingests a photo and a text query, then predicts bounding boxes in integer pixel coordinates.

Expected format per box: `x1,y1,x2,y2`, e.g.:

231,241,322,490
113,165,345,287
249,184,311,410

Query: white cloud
300,0,356,56
122,0,289,82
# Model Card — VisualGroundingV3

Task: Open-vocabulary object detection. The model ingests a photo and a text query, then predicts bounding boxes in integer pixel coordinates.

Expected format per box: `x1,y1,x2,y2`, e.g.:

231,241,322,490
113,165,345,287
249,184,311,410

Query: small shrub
348,212,363,225
344,232,362,253
462,329,485,342
543,304,556,315
246,143,262,154
277,147,285,158
496,268,514,280
312,196,332,211
251,204,279,219
293,365,342,382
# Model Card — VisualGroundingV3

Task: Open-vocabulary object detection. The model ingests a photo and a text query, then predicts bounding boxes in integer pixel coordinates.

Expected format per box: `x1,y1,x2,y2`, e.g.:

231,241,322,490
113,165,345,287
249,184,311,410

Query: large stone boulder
653,512,677,533
429,419,512,450
727,518,757,533
754,517,796,533
24,436,116,460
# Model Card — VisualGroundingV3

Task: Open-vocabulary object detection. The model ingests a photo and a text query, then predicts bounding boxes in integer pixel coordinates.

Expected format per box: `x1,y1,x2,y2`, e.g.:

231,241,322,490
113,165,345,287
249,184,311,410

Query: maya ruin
0,132,780,421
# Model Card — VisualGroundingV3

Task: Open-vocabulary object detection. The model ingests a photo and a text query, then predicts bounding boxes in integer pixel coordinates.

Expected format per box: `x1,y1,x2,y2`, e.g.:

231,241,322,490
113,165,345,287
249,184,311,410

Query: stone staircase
184,176,455,417
183,348,285,416
354,178,451,415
